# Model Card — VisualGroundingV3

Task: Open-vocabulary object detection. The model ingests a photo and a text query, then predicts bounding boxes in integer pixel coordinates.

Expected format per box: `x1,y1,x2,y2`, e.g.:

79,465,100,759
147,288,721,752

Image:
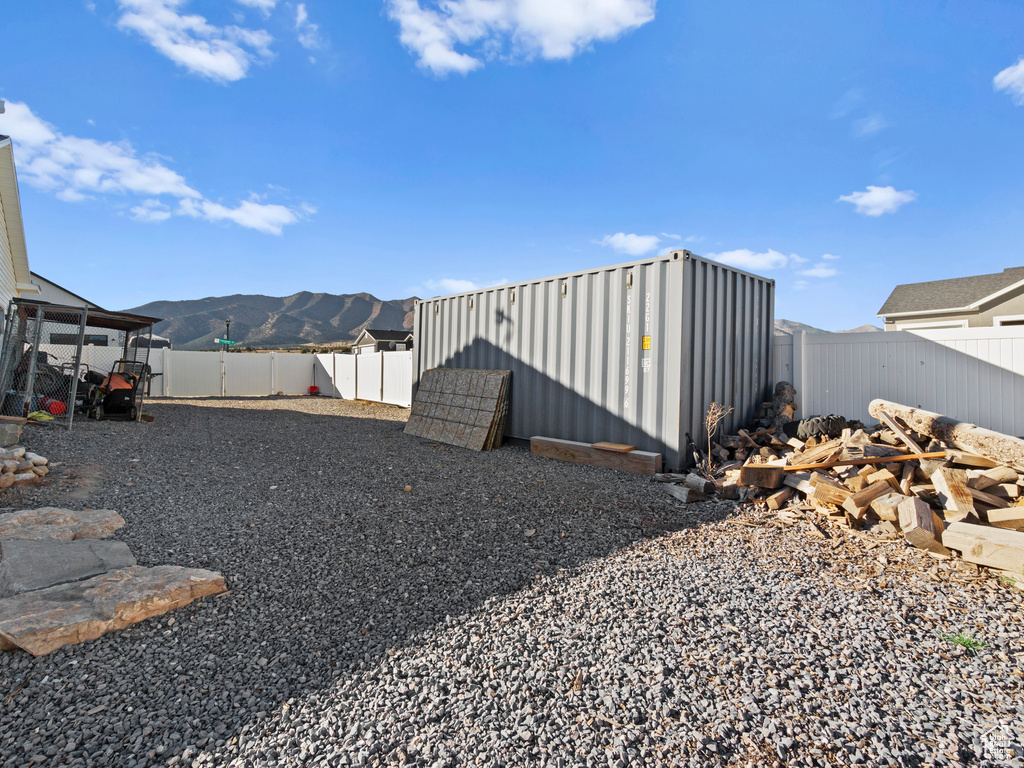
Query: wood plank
968,486,1010,509
783,472,814,495
842,481,893,519
945,450,1001,469
876,411,925,454
966,465,1018,490
813,482,852,506
985,508,1024,531
942,522,1024,572
592,442,635,453
870,492,906,522
991,483,1021,499
665,485,705,503
784,452,945,472
738,465,785,489
530,437,662,476
899,497,951,555
867,468,900,492
766,487,794,510
931,467,976,522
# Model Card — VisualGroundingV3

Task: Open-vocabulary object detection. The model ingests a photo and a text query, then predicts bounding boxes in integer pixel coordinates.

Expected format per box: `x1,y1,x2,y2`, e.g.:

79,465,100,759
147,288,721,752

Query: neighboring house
878,267,1024,330
0,134,39,312
28,272,116,346
352,328,414,354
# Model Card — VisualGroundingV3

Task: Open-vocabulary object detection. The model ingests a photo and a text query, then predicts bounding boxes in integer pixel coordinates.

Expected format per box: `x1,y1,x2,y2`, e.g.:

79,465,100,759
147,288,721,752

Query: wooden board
876,411,925,454
738,465,785,489
784,451,945,472
530,437,662,476
592,442,635,453
899,497,950,555
943,522,1024,572
842,481,892,519
985,508,1024,531
931,467,975,522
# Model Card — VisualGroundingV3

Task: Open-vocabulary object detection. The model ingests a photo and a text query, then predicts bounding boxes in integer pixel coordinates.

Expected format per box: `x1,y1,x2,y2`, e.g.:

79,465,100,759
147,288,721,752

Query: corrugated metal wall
780,328,1024,434
414,251,774,469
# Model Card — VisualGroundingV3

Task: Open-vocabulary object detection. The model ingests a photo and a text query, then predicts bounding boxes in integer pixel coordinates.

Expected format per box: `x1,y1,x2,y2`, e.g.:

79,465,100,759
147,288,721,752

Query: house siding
883,284,1024,329
0,190,17,311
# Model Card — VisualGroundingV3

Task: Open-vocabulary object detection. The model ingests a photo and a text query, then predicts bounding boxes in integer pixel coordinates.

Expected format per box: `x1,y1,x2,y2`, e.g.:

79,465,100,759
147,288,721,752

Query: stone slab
0,508,125,541
0,539,137,598
0,566,227,656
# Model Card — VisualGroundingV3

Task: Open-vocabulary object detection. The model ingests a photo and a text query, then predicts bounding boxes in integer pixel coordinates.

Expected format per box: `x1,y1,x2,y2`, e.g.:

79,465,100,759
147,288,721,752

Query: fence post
163,348,171,397
220,349,226,397
792,331,806,414
380,353,385,402
333,353,338,398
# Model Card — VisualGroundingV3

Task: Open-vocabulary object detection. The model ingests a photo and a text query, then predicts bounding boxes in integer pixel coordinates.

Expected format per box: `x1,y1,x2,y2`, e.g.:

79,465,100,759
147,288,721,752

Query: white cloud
236,0,277,15
0,101,310,235
838,185,917,216
829,88,864,120
822,253,840,260
793,280,809,291
660,232,681,240
386,0,656,75
995,58,1024,105
799,262,838,278
423,277,508,296
600,232,660,256
115,0,273,83
704,249,792,272
853,114,886,137
295,3,323,50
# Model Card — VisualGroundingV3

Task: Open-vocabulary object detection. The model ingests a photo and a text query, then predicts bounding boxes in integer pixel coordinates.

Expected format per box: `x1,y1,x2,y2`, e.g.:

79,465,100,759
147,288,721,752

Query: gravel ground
0,396,1022,768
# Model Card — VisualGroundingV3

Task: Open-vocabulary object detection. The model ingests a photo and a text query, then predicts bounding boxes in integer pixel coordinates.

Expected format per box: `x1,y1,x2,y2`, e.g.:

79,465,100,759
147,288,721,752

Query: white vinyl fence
53,347,414,406
774,328,1024,435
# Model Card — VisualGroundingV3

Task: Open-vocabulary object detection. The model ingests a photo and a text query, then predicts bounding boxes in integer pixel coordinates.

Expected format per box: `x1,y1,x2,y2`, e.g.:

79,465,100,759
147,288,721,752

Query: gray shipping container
413,250,775,470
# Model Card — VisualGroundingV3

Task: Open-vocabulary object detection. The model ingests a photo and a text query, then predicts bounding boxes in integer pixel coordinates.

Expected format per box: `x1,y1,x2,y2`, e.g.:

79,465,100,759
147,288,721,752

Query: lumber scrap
867,468,900,492
664,485,706,504
530,437,662,476
985,508,1024,531
592,442,635,453
738,465,785,489
942,522,1024,572
783,472,814,495
842,481,893,519
931,468,976,522
652,473,715,494
966,466,1018,490
968,487,1009,509
783,452,945,472
813,482,852,507
876,411,925,454
868,399,1024,472
898,497,951,555
991,483,1020,499
870,492,906,522
766,487,794,510
899,462,915,495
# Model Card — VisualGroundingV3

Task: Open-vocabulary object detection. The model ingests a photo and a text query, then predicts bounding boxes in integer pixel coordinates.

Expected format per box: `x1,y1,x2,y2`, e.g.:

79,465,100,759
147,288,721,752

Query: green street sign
214,338,236,345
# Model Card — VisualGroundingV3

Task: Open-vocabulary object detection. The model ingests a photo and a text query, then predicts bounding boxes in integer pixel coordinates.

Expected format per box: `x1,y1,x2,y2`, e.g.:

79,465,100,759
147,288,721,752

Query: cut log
899,462,915,495
898,497,951,555
842,481,893,519
530,437,662,476
868,399,1024,472
870,492,906,522
848,475,868,492
931,468,976,522
985,508,1024,531
876,411,925,454
738,465,785,490
790,439,844,466
653,473,715,493
783,472,814,495
942,522,1024,572
766,487,794,510
813,482,852,507
966,465,1018,490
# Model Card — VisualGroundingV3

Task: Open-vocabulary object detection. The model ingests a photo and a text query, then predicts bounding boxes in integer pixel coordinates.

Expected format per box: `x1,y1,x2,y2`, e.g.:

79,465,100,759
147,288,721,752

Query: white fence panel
274,354,315,395
313,354,338,397
356,352,384,401
335,354,357,399
786,328,1024,435
225,354,272,397
167,351,222,397
382,351,413,407
773,336,794,385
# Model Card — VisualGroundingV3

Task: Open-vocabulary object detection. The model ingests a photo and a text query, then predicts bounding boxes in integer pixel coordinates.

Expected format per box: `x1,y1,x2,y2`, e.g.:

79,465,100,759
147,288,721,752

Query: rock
0,539,137,598
0,419,23,448
0,508,126,541
30,466,48,477
1,460,19,473
0,565,227,656
0,474,14,491
0,447,26,461
12,473,36,484
24,453,47,466
15,461,33,473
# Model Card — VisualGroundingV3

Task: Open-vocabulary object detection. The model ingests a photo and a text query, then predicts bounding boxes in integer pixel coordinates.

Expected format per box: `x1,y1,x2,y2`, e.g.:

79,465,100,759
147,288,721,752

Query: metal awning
11,299,162,331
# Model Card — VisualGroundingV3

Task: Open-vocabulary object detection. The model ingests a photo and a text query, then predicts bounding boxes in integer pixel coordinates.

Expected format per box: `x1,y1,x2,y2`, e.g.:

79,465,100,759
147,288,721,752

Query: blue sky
1,1,1022,330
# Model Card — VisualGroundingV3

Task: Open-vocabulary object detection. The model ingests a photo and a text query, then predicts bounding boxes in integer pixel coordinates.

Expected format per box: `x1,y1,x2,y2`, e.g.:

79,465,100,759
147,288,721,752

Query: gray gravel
0,396,1022,767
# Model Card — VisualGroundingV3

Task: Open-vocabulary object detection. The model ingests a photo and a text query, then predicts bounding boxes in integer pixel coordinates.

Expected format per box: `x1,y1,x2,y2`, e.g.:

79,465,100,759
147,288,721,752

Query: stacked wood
685,398,1024,583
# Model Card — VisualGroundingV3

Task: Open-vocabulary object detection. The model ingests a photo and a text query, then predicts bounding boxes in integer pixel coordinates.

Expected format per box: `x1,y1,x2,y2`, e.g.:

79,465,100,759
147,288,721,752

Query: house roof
357,328,413,342
30,271,104,310
0,137,37,296
877,267,1024,318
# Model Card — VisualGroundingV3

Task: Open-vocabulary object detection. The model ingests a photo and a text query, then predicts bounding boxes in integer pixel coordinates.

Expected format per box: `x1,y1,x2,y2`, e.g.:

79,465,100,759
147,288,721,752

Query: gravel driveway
0,397,1021,768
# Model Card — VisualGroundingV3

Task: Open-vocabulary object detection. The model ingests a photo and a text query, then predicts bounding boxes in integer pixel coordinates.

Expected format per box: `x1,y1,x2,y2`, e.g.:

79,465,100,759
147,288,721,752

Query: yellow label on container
642,335,651,350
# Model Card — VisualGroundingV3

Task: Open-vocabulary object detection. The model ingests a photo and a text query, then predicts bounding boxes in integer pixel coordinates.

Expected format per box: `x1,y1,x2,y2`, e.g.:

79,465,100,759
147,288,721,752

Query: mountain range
125,292,416,350
774,319,882,336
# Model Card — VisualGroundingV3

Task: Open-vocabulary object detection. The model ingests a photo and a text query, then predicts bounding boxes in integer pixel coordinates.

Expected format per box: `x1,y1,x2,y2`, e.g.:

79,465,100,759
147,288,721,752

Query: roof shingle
878,267,1024,316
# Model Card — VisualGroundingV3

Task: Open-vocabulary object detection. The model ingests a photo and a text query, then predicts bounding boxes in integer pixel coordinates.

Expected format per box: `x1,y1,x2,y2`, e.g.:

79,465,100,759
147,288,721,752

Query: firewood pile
659,396,1024,589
